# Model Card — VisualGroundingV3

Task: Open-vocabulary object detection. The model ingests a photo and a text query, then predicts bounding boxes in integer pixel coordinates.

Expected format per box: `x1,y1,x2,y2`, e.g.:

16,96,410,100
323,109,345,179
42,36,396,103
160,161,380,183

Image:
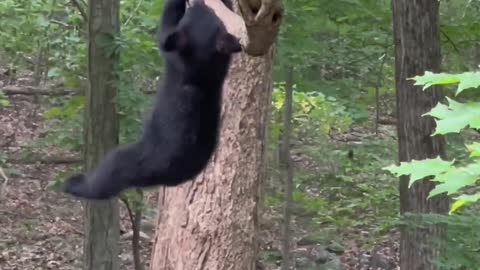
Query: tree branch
440,29,459,53
2,85,80,96
50,19,70,28
120,191,145,270
70,0,88,22
1,85,157,96
6,155,82,165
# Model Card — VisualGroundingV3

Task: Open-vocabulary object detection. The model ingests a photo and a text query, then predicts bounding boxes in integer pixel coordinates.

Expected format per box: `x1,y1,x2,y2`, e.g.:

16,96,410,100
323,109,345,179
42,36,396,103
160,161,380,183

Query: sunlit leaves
425,98,480,135
467,143,480,158
451,194,480,214
412,71,480,135
384,157,480,211
384,157,454,187
411,71,480,95
386,70,480,213
430,163,480,197
270,82,352,143
43,96,85,120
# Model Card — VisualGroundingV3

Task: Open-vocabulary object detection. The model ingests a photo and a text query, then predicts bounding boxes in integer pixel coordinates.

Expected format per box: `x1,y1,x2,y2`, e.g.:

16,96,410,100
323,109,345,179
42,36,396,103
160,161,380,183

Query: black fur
63,0,241,200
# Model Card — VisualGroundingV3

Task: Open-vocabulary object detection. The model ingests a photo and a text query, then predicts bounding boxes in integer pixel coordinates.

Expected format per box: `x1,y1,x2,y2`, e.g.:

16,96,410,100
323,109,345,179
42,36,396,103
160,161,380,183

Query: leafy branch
384,71,480,213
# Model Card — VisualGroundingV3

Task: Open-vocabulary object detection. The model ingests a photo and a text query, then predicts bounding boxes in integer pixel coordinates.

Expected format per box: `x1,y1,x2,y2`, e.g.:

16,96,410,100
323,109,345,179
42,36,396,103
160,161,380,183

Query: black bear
63,0,241,200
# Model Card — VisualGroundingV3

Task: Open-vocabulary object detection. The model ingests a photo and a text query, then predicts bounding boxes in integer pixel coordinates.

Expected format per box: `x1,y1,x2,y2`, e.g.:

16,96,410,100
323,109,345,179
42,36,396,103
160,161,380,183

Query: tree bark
150,47,274,270
150,0,281,267
82,0,121,269
392,0,449,269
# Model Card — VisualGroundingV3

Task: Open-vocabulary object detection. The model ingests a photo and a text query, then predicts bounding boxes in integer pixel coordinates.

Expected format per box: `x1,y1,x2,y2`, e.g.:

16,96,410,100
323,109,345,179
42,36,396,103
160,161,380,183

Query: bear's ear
162,30,188,52
215,32,241,54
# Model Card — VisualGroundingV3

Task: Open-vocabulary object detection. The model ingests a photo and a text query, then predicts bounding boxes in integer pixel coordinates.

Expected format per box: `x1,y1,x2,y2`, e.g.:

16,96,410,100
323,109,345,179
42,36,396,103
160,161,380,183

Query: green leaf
456,193,480,203
411,71,460,89
47,67,61,78
0,99,9,107
467,143,480,158
383,157,453,187
43,107,63,119
424,97,480,134
449,200,466,214
411,71,480,95
428,165,480,197
450,193,480,214
455,72,480,95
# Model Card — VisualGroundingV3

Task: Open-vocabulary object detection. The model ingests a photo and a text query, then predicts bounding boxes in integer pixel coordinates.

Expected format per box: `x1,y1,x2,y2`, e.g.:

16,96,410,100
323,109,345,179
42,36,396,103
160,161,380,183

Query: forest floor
0,70,158,270
0,70,399,270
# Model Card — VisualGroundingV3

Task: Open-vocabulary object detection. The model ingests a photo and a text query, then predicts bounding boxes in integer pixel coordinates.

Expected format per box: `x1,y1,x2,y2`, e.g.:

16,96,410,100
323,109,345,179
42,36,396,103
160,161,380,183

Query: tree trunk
392,0,449,269
82,0,120,269
280,67,294,270
150,46,274,270
149,0,283,266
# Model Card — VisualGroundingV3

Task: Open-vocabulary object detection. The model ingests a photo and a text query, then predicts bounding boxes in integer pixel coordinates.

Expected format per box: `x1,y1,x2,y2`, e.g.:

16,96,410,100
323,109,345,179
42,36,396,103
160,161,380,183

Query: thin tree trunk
392,0,449,269
374,41,388,136
280,67,294,270
82,0,121,269
121,190,145,270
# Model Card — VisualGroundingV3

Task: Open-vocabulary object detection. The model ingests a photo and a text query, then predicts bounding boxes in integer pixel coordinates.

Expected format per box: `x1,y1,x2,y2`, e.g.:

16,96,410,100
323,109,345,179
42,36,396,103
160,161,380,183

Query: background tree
82,0,121,269
280,67,294,270
392,0,449,269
